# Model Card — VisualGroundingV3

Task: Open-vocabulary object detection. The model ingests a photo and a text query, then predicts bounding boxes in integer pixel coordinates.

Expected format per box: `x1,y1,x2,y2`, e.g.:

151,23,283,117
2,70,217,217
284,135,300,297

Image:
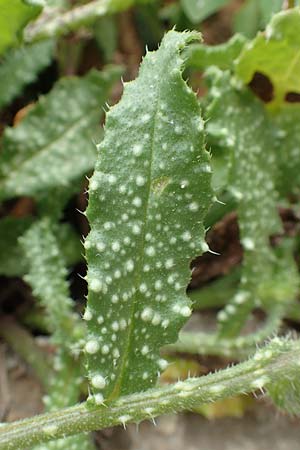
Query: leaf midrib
108,57,169,401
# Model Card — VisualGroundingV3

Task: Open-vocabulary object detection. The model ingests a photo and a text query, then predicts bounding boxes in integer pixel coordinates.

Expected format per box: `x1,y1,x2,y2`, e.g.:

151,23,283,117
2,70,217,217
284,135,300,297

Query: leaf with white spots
0,40,54,109
0,66,121,201
206,70,283,337
267,348,300,415
21,218,93,450
20,218,83,345
85,30,213,403
273,105,300,196
0,216,81,277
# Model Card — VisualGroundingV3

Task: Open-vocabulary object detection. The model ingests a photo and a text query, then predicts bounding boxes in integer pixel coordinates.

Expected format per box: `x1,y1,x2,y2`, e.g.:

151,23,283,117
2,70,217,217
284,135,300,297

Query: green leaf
21,218,94,450
205,70,282,337
33,434,94,450
267,337,300,415
186,34,247,71
84,30,213,403
36,177,86,220
236,8,300,109
0,216,81,277
24,0,45,6
56,222,83,268
190,267,240,311
42,0,66,6
273,105,300,195
233,0,282,39
0,66,121,201
0,0,42,55
259,0,285,25
180,0,230,24
0,216,34,277
94,16,118,62
167,302,285,360
20,219,77,342
134,3,164,51
0,40,54,109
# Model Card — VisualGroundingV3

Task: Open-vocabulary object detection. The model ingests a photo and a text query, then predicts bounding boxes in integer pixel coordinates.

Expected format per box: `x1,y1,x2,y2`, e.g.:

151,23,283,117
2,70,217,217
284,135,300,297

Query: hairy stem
0,338,299,449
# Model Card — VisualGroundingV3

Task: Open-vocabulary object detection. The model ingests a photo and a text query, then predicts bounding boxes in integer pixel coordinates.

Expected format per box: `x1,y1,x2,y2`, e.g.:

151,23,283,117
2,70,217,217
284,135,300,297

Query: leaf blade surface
85,30,213,402
0,67,121,200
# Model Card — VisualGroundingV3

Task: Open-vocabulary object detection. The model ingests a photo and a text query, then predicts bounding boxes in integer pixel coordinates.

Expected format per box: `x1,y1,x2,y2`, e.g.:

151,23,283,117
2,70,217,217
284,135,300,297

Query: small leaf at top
205,70,282,337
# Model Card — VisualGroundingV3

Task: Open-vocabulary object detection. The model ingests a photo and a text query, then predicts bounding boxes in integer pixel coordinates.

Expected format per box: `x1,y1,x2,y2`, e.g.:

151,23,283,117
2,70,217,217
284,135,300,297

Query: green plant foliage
134,3,164,51
273,105,300,195
1,337,299,450
0,217,81,277
234,7,300,195
0,0,42,55
34,433,94,450
234,0,282,38
84,30,213,403
20,218,82,397
42,0,67,6
0,216,34,277
0,40,54,109
205,70,287,337
20,218,82,343
20,218,93,450
2,5,300,449
180,0,230,24
236,8,300,109
186,34,247,71
167,301,285,359
257,240,299,311
23,0,45,6
94,16,118,62
189,267,240,310
0,67,121,201
267,343,300,415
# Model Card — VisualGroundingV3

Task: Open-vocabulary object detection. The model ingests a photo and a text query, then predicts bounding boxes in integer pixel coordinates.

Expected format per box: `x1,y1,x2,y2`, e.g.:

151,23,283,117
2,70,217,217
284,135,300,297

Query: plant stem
24,0,136,43
0,338,299,449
